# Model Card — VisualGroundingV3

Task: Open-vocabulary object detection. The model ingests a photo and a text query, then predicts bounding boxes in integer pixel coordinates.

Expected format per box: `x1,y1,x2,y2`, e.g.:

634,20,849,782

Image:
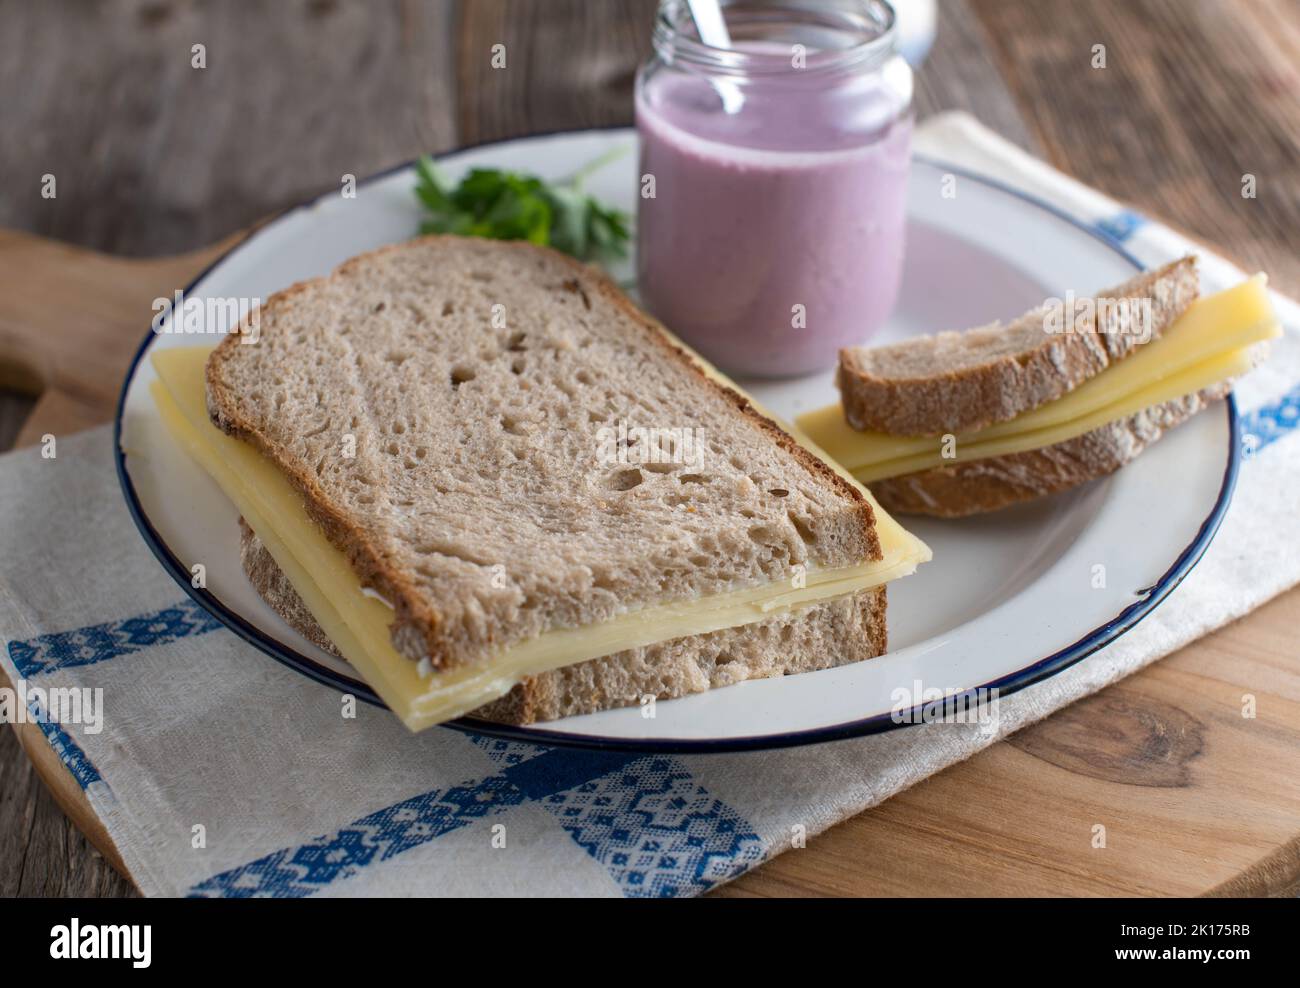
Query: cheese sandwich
798,258,1280,516
149,236,930,730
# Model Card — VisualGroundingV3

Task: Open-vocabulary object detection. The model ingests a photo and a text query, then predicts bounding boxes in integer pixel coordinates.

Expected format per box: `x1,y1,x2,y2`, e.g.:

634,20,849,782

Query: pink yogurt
635,42,912,378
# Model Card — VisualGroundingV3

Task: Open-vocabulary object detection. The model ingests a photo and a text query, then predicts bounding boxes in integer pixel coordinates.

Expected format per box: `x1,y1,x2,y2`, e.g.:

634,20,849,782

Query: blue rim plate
114,128,1239,752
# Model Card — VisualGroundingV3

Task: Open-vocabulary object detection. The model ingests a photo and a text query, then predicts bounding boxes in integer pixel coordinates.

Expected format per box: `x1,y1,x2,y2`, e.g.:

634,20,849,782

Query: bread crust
475,585,887,724
869,385,1229,517
206,236,880,671
838,257,1200,436
238,518,887,725
238,518,342,655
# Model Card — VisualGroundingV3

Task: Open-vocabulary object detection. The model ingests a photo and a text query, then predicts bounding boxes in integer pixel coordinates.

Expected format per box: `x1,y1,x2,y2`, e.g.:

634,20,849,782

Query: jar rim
652,0,898,77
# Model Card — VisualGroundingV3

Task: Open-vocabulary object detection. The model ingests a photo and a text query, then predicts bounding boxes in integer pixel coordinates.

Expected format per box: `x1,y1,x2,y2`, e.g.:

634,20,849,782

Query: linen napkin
2,112,1298,897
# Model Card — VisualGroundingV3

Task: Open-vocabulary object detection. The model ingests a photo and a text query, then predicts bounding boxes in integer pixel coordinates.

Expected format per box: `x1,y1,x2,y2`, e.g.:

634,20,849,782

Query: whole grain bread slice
869,384,1230,517
838,257,1199,435
238,519,887,724
207,236,880,674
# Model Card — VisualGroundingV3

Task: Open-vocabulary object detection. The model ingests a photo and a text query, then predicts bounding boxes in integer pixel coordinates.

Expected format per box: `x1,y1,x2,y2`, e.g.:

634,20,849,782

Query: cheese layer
798,277,1279,483
150,346,928,731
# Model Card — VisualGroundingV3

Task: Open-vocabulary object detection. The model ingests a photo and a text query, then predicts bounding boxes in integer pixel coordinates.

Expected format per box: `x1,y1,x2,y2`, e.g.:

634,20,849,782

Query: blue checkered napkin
3,114,1299,897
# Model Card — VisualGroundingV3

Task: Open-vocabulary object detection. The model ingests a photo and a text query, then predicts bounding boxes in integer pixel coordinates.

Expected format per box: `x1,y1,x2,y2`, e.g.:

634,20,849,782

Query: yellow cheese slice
850,346,1256,482
149,345,928,730
798,277,1279,483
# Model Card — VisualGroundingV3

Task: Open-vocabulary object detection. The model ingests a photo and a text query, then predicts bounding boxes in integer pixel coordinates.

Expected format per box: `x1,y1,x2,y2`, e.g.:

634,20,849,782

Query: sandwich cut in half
798,258,1280,517
149,236,929,730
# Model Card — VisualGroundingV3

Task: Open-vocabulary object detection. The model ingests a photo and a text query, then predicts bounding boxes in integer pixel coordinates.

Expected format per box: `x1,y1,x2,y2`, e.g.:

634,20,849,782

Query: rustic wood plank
0,394,33,451
0,228,243,427
911,0,1039,150
455,0,657,144
453,0,1040,150
968,0,1300,296
13,391,107,451
0,0,459,256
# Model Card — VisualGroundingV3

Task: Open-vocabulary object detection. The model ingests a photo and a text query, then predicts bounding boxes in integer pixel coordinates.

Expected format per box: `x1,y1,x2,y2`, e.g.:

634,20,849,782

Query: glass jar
635,0,913,378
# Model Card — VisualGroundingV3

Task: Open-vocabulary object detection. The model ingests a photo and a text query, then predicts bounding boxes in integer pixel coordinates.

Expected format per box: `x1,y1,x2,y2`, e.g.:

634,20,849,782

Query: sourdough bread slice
838,257,1199,435
869,384,1230,517
208,236,880,674
238,519,887,724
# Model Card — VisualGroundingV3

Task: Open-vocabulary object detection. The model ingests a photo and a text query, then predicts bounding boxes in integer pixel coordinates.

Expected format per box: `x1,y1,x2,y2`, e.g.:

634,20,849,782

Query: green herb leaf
544,183,592,260
413,150,631,264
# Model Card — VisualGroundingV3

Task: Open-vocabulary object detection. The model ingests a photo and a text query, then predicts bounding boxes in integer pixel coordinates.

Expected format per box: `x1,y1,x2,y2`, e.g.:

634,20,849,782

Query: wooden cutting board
2,227,1298,897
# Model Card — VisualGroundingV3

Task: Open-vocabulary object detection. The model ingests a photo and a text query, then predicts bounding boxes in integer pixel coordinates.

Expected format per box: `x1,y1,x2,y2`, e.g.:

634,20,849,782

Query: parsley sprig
414,147,631,265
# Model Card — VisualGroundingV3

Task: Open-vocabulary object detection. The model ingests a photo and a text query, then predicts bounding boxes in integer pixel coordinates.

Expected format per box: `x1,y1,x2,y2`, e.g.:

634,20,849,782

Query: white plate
116,128,1238,751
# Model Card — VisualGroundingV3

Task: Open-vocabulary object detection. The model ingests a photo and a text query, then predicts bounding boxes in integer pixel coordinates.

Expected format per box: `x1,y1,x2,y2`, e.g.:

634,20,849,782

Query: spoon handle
686,0,732,49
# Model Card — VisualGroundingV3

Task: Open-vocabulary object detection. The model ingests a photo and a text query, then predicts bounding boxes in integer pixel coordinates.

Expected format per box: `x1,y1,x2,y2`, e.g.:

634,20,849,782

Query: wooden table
2,0,1298,898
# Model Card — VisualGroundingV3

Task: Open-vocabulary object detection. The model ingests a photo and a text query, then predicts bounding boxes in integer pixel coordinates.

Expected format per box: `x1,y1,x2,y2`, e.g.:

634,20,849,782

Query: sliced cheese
150,346,928,731
798,277,1280,483
851,346,1256,482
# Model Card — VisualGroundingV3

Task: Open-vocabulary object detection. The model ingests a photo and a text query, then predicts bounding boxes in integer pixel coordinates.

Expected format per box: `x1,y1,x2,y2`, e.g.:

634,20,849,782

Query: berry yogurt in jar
636,0,913,378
